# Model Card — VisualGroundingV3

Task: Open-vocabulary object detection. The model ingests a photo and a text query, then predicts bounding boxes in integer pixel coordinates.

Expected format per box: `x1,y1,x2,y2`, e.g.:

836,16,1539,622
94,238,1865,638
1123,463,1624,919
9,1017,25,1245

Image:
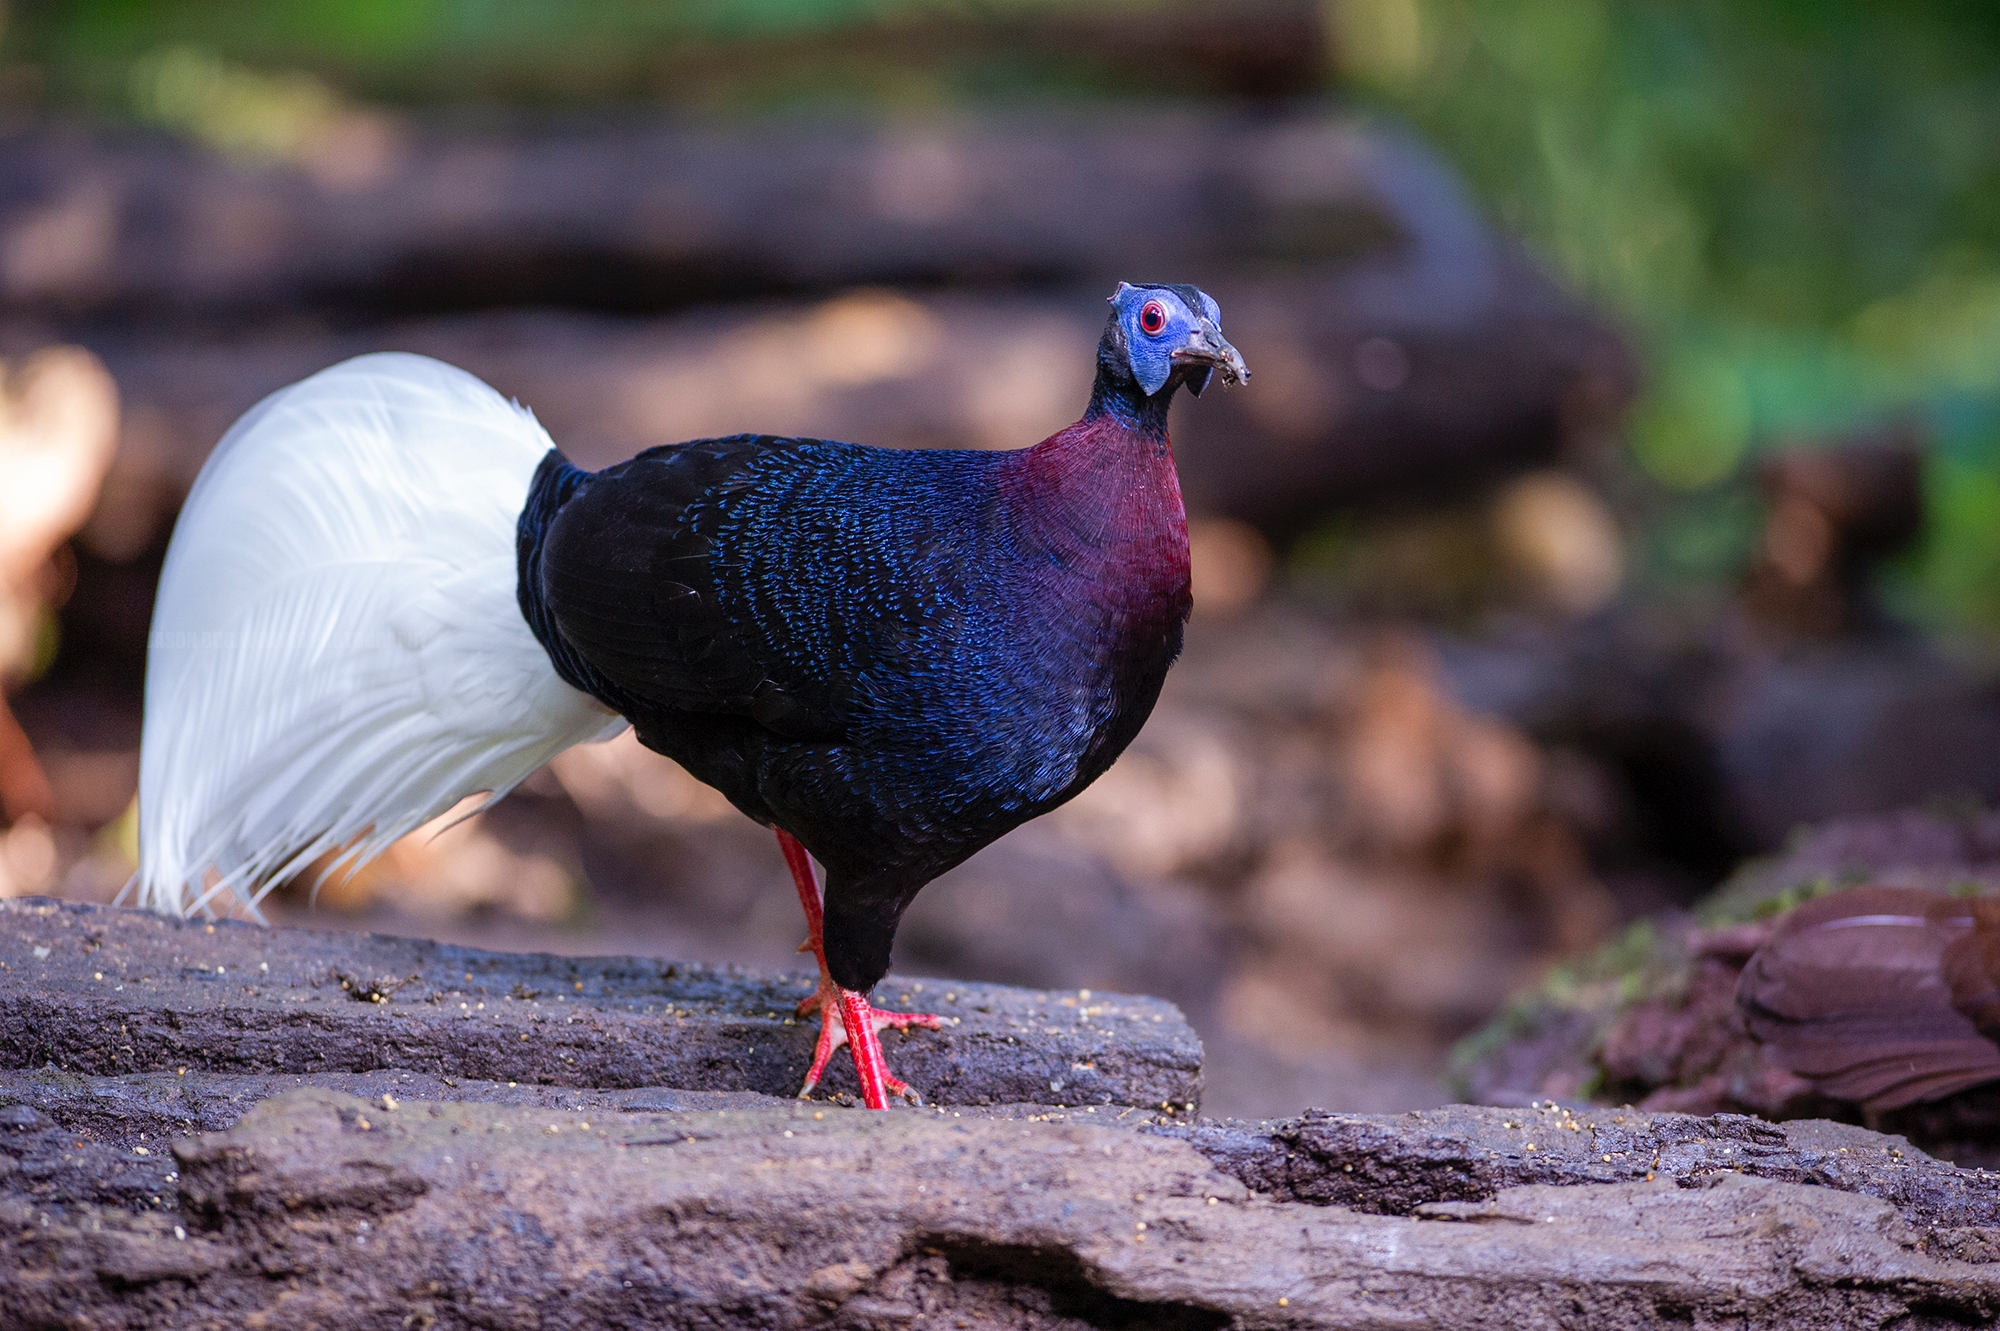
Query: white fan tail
136,352,625,917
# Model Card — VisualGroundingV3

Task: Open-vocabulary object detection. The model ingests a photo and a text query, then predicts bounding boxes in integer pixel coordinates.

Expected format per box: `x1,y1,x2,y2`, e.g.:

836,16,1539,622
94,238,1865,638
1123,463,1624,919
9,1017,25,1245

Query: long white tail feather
137,352,625,917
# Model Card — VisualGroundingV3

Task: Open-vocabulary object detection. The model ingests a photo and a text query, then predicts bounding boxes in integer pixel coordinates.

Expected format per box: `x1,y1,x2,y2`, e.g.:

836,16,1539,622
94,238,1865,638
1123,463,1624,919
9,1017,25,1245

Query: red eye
1139,300,1167,336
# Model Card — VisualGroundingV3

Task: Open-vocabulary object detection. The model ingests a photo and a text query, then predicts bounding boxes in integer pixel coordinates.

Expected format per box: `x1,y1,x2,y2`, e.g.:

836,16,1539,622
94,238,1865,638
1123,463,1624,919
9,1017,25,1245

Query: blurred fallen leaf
0,346,119,597
0,345,117,826
0,814,57,898
0,696,53,823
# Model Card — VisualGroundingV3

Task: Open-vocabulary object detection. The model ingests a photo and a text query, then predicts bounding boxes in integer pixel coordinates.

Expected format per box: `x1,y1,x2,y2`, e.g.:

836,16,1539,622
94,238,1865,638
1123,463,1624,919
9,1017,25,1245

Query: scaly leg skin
776,829,942,1108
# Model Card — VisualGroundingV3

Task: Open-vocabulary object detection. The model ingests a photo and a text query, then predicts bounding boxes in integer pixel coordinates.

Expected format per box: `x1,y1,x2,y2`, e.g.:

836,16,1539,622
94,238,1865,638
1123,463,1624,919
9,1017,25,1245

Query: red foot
776,830,942,1109
795,969,942,1105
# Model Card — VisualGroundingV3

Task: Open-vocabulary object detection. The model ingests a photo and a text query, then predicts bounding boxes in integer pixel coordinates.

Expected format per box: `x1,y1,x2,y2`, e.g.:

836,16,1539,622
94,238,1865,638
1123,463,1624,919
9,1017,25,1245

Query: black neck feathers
517,450,625,709
1083,316,1175,437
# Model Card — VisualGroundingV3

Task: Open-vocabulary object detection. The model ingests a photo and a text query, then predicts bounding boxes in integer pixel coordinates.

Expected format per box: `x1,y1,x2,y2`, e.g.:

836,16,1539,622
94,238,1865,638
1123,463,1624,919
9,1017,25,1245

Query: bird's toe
869,1007,943,1033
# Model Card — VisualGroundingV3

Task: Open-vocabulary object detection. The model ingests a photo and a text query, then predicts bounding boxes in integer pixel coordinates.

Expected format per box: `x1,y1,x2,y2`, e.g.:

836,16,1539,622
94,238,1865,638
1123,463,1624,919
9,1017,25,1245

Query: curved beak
1170,321,1250,396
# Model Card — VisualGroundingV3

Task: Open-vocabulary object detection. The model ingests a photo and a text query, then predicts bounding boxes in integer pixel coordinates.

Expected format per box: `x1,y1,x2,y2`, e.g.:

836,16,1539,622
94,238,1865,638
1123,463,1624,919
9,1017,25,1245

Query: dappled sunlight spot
1762,495,1834,587
1235,330,1340,441
1630,352,1751,491
0,348,119,602
549,730,739,828
1224,841,1528,1054
1052,712,1247,883
0,181,119,301
620,290,943,441
1490,470,1622,617
1339,644,1548,862
962,321,1087,451
0,815,56,899
1850,264,2000,395
799,290,943,388
0,346,117,828
1331,0,1434,86
1188,519,1275,619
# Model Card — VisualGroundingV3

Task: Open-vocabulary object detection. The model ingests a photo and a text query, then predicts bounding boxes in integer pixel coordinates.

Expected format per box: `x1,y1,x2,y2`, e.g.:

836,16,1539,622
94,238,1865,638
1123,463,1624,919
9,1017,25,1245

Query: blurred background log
0,112,1496,320
0,111,1631,545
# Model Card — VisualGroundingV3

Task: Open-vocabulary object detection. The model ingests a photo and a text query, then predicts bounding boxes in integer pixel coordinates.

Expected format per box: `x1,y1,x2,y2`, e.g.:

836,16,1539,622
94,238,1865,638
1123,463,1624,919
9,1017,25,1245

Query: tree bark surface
6,899,1998,1329
0,899,1200,1110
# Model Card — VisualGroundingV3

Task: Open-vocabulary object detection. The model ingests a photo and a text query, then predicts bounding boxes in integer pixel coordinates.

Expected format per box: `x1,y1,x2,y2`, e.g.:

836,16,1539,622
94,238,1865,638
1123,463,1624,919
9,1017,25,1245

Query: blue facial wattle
1112,282,1229,397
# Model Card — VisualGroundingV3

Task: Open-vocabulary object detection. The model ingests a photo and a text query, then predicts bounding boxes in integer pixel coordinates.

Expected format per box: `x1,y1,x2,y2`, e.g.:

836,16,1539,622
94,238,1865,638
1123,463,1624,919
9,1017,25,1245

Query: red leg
777,826,825,949
841,989,895,1108
774,829,942,1108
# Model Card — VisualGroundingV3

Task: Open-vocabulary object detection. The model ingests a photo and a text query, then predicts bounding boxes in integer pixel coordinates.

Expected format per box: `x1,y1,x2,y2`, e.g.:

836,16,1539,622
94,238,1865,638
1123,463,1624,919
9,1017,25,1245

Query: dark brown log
0,112,1434,319
1450,809,2000,1176
1742,429,1926,636
10,1066,1997,1234
5,1079,1998,1329
0,898,1202,1111
2,111,1630,541
1439,607,2000,869
63,266,1623,567
1166,1101,2000,1232
1738,887,2000,1111
5,896,2000,1327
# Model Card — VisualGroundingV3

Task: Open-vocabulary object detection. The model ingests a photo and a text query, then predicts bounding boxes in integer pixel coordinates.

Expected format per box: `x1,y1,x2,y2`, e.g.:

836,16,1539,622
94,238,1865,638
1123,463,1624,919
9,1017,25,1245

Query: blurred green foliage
0,0,1173,112
1334,0,2000,630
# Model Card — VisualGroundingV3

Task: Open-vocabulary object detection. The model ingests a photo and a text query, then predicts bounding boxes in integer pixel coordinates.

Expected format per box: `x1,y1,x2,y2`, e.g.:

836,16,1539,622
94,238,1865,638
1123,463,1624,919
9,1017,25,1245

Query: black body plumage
517,290,1236,992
